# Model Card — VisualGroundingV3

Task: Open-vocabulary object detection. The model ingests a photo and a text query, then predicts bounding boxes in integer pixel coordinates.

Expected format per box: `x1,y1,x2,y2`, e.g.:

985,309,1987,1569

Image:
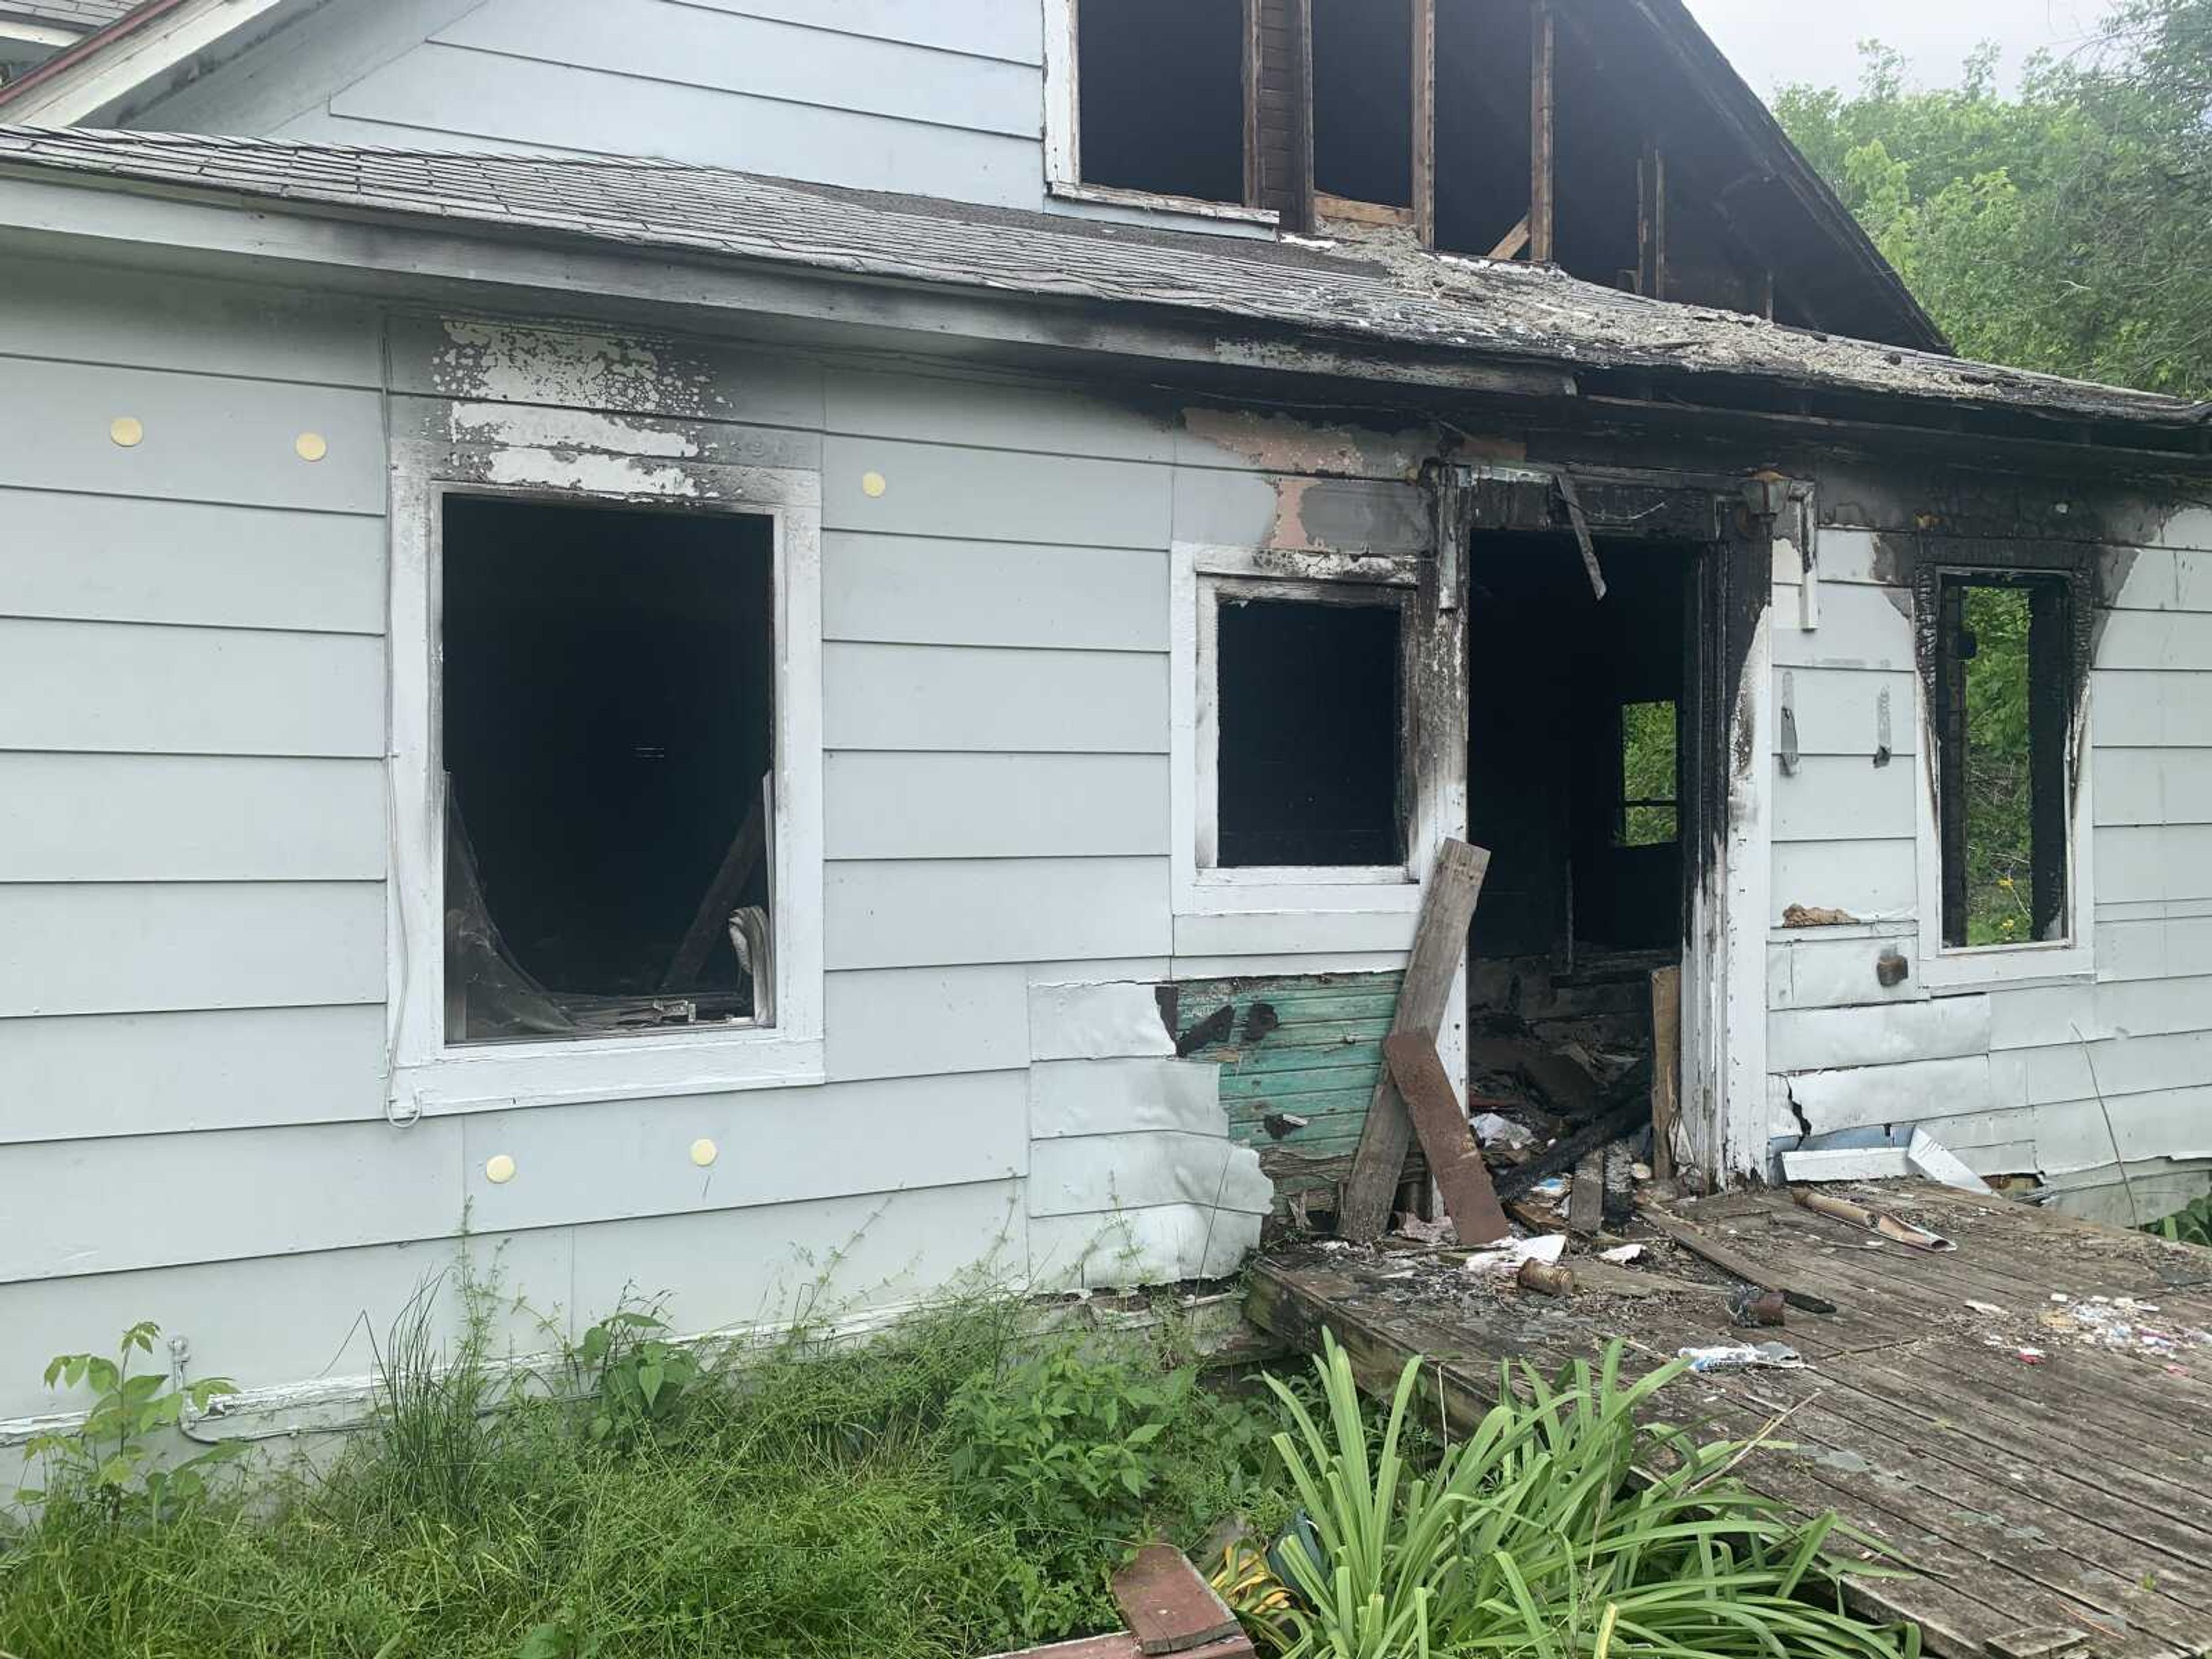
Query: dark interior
1078,0,1248,204
1434,0,1532,257
1312,0,1412,206
1465,532,1690,961
1217,596,1405,867
442,496,774,1009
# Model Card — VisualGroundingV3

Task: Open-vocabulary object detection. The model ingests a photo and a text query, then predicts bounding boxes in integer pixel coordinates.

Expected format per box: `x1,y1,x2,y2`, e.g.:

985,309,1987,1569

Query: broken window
1618,700,1677,849
1311,0,1413,210
1077,0,1249,204
1933,574,2073,949
441,496,776,1043
1211,590,1406,868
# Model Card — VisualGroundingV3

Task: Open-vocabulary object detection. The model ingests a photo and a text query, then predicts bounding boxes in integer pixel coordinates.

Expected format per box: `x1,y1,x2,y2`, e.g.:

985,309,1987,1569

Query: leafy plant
568,1305,702,1449
18,1321,241,1525
1263,1330,1921,1659
2143,1192,2212,1246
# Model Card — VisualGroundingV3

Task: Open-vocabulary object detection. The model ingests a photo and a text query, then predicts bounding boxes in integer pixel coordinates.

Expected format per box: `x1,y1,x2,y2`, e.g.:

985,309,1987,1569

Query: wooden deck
1246,1181,2212,1659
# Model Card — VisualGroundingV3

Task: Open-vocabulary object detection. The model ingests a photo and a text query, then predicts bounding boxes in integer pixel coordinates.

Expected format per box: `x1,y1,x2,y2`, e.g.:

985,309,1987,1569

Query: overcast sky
1683,0,2121,97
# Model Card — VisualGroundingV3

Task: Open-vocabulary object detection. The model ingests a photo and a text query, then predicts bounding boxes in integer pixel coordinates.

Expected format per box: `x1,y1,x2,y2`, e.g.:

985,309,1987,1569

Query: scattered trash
1394,1214,1457,1247
2017,1349,2047,1365
1795,1188,1955,1252
1471,1112,1536,1150
1530,1177,1569,1202
1466,1234,1568,1277
1630,1162,1653,1182
1964,1300,2010,1319
1677,1342,1808,1374
1599,1243,1648,1265
2036,1296,2212,1358
1517,1259,1576,1297
1730,1286,1789,1328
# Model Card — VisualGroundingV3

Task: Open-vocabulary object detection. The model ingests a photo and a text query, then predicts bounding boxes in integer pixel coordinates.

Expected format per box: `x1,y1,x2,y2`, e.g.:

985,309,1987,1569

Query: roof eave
0,0,297,124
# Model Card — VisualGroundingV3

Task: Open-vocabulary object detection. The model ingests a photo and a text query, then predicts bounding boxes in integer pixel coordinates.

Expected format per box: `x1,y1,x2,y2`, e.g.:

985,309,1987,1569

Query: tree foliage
1775,4,2212,396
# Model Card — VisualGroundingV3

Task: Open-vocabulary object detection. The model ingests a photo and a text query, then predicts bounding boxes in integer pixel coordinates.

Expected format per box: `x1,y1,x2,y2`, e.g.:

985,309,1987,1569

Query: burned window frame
1911,546,2097,984
386,451,827,1118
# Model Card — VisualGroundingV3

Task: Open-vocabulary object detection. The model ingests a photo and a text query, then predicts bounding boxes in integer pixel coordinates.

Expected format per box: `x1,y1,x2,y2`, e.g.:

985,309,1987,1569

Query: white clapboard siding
825,370,1177,464
0,1116,468,1282
2031,1090,2212,1175
458,1073,1029,1234
1988,974,2212,1050
2104,547,2186,611
823,534,1171,653
825,438,1173,547
2092,670,2212,748
0,358,384,514
1768,995,1990,1074
825,752,1169,859
1780,1055,1993,1135
2095,747,2212,827
0,259,383,387
1029,1133,1271,1217
1029,1059,1227,1139
0,1005,389,1144
827,857,1171,969
1172,909,1420,958
0,492,387,634
1771,583,1915,672
1992,1028,2212,1107
1767,933,1928,1011
0,754,386,882
0,881,385,1018
824,643,1169,753
567,1179,1027,1334
2095,915,2212,982
1029,1206,1261,1289
822,965,1031,1082
437,0,1041,137
1772,756,1918,844
1029,980,1177,1062
1773,667,1918,759
2093,609,2212,672
1171,467,1432,555
0,1224,570,1417
0,619,384,758
324,48,1041,206
2094,825,2212,905
678,0,1044,63
1772,839,1917,922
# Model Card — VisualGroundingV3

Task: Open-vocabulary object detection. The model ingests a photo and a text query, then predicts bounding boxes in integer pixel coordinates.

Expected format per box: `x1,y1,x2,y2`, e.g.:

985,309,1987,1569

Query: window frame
1042,0,1282,227
387,456,826,1118
1910,554,2096,990
1613,698,1680,850
1172,543,1431,922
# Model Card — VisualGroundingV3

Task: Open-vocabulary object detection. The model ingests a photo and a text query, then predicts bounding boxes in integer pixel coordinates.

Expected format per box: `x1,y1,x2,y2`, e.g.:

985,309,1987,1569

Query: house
2,0,2210,1437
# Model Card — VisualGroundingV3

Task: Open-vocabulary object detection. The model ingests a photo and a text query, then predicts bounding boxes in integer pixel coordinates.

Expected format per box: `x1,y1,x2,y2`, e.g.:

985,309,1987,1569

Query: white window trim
387,457,826,1119
1171,541,1429,919
1041,0,1279,226
1910,622,2096,992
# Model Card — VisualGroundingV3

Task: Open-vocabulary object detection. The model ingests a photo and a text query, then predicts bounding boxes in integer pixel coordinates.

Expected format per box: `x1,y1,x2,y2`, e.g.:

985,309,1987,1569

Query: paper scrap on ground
1471,1112,1536,1150
1600,1244,1647,1264
1466,1234,1567,1275
1677,1342,1808,1374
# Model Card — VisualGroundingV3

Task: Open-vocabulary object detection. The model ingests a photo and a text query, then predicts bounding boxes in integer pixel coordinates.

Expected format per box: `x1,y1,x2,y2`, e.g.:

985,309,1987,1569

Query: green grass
0,1287,1286,1659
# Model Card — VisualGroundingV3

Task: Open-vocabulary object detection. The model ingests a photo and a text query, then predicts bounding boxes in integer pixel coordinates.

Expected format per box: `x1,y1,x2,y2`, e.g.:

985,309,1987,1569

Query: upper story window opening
1076,0,1251,206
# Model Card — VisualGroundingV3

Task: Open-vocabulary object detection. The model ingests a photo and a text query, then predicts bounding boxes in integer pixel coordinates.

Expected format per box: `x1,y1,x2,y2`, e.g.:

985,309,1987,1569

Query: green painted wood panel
1172,972,1404,1214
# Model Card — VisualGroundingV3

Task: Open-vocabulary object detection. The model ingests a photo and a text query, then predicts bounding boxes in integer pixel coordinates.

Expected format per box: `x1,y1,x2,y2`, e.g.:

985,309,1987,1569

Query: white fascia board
0,20,80,51
0,0,294,126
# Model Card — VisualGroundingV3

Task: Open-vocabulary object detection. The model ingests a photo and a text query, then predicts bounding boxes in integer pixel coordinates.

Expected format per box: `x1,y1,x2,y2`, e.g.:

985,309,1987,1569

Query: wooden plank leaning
1338,839,1490,1241
1384,1031,1511,1249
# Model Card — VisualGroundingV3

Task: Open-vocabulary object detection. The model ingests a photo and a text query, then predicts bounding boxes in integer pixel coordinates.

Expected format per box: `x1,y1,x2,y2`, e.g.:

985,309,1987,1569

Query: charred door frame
1447,461,1775,1187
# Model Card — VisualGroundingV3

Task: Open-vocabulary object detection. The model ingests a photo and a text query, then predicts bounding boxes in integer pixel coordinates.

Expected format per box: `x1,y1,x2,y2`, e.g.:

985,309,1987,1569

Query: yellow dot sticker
295,432,329,463
690,1138,719,1168
861,471,887,499
109,416,144,448
484,1153,517,1185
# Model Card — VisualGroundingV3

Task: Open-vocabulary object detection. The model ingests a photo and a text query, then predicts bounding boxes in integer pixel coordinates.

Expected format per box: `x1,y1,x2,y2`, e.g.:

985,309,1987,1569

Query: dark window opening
1464,535,1690,959
1078,0,1248,204
1618,700,1678,849
1217,595,1405,866
1434,0,1531,257
1934,574,2071,949
441,496,775,1044
1312,0,1412,207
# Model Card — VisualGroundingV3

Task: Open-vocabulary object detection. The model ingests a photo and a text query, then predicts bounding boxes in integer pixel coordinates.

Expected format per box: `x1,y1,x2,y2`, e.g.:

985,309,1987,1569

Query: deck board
1247,1181,2212,1658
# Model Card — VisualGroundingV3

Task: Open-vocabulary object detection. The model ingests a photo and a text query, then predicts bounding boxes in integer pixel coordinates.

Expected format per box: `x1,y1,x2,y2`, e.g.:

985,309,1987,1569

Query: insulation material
1029,1206,1264,1291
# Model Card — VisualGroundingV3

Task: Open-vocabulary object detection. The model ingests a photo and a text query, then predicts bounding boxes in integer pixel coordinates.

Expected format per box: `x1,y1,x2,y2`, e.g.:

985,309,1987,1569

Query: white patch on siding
1029,981,1176,1060
482,448,703,496
435,320,718,416
1030,1060,1226,1139
449,401,702,459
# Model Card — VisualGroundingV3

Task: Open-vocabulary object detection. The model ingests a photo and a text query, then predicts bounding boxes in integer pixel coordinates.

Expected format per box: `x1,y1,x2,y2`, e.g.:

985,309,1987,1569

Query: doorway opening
1463,531,1698,1141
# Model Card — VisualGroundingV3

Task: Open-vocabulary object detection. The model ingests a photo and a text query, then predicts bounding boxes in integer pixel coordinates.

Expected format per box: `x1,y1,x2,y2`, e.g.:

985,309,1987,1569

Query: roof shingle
0,125,2201,435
